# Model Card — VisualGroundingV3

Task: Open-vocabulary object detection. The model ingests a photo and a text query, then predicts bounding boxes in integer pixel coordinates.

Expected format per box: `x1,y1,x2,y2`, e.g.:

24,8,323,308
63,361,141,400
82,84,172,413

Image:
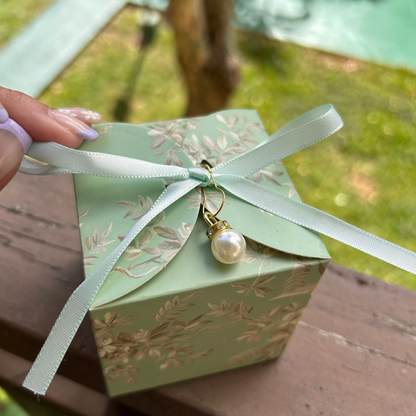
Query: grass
38,7,416,291
0,2,415,414
0,4,415,290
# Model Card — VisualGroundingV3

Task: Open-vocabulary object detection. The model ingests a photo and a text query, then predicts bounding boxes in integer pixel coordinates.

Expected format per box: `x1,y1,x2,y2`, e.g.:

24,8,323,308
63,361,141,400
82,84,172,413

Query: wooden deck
0,172,415,416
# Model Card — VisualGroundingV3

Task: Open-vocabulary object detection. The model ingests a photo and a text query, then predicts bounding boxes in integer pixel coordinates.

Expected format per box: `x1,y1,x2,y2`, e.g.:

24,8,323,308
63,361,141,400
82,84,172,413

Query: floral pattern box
73,110,330,397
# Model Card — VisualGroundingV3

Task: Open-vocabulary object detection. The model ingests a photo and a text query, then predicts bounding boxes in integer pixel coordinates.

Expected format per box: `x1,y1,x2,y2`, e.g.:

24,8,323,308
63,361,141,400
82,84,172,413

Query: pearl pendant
206,218,246,264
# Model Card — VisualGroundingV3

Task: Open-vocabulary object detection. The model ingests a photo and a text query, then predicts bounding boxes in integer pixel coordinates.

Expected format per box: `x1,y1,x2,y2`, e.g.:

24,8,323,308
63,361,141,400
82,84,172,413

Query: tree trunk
169,0,240,116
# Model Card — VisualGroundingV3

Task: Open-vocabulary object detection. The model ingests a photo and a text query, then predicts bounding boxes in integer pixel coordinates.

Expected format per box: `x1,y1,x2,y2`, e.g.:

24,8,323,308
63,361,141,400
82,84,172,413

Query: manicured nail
48,108,99,141
0,129,25,189
0,101,9,123
56,108,102,124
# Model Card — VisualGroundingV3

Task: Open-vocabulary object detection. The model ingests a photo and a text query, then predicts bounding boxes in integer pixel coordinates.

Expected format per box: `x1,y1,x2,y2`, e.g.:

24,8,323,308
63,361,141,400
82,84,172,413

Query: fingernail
56,108,102,124
0,129,25,189
48,108,99,141
0,101,9,123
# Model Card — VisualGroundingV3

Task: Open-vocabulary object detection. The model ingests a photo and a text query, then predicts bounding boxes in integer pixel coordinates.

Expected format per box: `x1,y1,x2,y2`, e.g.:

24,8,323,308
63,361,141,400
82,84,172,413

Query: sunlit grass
2,4,415,293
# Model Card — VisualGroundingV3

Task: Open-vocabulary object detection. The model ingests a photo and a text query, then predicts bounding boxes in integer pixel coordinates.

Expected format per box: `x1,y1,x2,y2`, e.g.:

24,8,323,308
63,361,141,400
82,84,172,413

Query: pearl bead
211,229,246,264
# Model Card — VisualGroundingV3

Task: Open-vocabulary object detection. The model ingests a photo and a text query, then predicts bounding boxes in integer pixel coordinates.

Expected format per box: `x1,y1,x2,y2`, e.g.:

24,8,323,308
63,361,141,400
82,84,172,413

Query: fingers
0,87,102,191
0,87,100,147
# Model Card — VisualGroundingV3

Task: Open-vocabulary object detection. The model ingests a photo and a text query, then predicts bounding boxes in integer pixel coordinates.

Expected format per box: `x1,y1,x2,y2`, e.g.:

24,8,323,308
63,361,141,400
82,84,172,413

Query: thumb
0,88,101,191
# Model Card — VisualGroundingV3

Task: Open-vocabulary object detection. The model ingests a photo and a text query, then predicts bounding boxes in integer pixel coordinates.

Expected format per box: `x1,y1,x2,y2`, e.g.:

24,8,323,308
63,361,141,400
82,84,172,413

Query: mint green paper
21,106,416,396
74,110,330,307
72,110,330,396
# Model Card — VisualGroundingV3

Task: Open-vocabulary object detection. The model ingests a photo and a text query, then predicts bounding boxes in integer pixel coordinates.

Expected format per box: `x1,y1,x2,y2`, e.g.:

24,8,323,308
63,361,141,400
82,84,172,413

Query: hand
0,87,102,190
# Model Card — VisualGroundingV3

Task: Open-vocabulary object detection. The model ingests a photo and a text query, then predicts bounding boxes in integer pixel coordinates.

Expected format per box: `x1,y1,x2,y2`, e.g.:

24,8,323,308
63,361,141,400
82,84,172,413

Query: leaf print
218,134,227,150
85,235,92,251
139,230,153,248
151,136,169,149
188,349,214,362
135,350,147,361
283,180,298,198
123,209,141,218
143,247,160,255
148,129,165,138
78,208,89,219
82,223,116,267
246,238,261,252
182,292,202,302
172,320,186,329
171,153,184,167
151,322,170,335
229,130,240,141
227,348,260,365
97,337,117,358
271,283,317,300
158,241,182,250
182,121,198,131
229,115,238,129
216,114,228,125
93,227,100,243
116,201,136,207
282,256,312,296
137,195,145,208
253,286,273,297
188,314,203,325
252,172,263,184
223,145,246,156
154,226,179,240
92,312,133,338
101,223,113,239
203,135,220,153
265,175,281,187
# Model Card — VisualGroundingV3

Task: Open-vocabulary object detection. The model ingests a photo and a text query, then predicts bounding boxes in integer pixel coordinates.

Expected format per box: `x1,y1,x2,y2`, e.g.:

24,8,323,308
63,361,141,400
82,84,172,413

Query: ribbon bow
19,104,416,395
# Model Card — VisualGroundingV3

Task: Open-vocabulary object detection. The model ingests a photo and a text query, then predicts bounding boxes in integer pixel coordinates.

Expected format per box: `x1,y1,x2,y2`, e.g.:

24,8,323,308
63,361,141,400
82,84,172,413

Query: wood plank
0,348,110,416
0,0,126,97
1,173,415,416
136,264,416,416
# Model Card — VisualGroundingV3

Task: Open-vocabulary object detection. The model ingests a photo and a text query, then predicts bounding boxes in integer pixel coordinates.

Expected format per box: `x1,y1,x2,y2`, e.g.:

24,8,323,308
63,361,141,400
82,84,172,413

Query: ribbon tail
219,176,416,275
19,141,190,180
23,179,200,395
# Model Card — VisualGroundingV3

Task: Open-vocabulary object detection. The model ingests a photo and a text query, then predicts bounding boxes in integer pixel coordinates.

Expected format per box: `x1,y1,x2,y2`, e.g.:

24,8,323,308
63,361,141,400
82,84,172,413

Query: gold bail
205,217,231,240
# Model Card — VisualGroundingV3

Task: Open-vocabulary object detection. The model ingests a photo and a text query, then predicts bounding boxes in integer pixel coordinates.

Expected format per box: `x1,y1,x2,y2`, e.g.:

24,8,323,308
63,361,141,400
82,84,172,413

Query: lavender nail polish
77,129,100,140
0,106,33,153
0,102,8,123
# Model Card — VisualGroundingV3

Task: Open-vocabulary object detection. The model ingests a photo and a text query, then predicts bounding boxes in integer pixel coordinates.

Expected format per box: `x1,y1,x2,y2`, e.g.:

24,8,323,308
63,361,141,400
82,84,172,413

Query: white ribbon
19,104,416,395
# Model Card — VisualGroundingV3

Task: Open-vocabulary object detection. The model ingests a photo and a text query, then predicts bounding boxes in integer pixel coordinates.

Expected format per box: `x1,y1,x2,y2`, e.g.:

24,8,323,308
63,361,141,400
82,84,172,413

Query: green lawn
1,3,415,290
2,4,416,290
40,7,416,291
0,2,415,415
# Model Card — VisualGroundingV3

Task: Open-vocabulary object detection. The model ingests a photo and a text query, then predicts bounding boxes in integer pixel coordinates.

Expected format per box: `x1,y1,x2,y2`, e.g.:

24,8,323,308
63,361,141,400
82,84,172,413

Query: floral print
57,107,102,123
146,112,297,199
92,243,323,388
75,110,326,394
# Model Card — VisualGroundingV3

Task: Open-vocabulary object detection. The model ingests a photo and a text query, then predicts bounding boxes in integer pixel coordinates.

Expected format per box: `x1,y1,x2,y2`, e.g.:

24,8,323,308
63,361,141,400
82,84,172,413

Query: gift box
72,110,331,397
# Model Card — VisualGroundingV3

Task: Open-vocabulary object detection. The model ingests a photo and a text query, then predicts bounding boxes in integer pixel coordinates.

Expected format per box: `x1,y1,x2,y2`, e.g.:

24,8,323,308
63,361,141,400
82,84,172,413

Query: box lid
73,110,330,307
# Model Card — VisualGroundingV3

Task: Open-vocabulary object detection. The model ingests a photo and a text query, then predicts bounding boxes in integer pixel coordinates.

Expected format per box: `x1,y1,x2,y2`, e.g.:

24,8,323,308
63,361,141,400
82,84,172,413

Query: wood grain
0,173,415,416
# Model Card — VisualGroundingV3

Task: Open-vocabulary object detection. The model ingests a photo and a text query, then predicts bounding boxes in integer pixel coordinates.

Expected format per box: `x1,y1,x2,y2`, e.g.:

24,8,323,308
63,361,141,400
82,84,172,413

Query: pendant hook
201,164,226,224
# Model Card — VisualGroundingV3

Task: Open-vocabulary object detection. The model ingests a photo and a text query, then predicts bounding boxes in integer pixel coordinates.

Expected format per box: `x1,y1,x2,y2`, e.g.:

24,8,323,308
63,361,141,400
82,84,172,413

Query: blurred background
0,0,415,414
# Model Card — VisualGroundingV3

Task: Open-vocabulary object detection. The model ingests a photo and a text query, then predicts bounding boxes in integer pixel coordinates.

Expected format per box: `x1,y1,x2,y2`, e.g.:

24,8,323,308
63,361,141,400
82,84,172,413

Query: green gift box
73,110,331,397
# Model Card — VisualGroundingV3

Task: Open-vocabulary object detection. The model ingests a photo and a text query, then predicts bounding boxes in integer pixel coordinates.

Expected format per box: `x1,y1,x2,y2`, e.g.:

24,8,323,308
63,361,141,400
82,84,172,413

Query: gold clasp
201,164,226,226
